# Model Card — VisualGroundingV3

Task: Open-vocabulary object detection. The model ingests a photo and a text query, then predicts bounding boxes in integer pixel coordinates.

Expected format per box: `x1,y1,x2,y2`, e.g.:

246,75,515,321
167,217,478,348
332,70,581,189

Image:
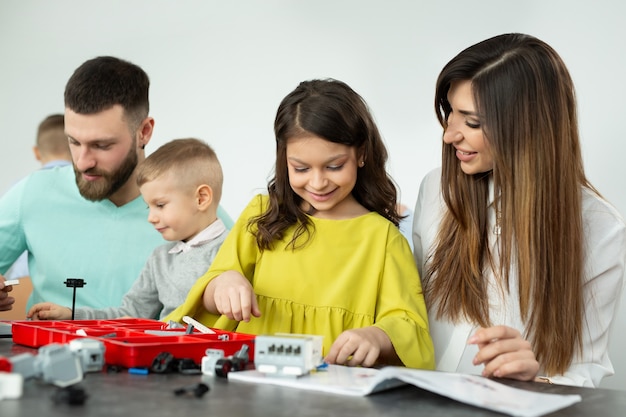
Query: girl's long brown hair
428,33,593,375
253,79,400,251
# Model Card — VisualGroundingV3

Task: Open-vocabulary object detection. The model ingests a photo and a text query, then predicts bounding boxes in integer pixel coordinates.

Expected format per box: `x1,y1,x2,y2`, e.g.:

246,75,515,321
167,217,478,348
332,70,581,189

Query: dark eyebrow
459,109,479,117
66,135,117,145
288,154,348,165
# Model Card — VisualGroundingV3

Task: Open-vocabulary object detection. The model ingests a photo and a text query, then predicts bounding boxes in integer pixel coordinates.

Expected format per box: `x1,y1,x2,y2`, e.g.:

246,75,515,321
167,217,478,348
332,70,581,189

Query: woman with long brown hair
413,33,626,387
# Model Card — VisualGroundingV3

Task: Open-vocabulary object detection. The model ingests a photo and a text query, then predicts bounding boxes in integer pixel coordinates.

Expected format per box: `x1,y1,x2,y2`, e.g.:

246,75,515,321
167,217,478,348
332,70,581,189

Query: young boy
27,138,228,320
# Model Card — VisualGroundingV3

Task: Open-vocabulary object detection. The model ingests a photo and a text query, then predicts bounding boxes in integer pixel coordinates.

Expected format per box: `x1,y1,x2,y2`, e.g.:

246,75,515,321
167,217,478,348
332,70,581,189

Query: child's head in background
137,138,223,242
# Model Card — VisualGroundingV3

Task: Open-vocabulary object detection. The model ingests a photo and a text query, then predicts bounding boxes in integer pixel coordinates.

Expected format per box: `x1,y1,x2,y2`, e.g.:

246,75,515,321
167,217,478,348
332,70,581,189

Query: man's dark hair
64,56,149,130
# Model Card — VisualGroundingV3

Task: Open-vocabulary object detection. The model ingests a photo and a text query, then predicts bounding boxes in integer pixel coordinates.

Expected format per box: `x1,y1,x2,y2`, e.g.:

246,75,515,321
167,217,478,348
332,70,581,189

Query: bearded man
0,57,232,312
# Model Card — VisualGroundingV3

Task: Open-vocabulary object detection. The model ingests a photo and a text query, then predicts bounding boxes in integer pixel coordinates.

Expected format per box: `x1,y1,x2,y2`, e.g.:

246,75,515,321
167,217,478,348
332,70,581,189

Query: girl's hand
469,325,539,381
27,302,72,320
208,271,261,322
324,326,395,367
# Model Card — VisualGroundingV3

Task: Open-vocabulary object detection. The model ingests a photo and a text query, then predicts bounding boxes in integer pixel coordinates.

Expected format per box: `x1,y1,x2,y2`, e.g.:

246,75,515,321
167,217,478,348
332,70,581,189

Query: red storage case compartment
10,319,255,368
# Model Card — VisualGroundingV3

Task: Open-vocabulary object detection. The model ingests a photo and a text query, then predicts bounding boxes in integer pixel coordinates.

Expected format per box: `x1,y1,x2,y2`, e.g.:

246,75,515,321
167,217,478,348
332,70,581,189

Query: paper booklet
228,365,581,417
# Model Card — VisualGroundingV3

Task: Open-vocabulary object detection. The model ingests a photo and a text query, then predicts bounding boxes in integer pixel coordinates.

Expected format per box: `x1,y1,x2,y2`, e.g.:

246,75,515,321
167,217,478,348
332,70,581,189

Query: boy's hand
206,271,261,322
27,302,73,320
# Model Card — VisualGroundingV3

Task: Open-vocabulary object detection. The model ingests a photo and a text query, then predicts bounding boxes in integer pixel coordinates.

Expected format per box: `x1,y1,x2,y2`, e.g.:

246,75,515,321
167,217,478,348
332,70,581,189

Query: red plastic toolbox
10,319,255,368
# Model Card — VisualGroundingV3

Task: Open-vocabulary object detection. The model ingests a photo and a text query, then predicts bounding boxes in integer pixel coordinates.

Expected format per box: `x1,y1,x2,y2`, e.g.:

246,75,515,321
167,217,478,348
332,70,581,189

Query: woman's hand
469,325,539,381
324,326,397,367
205,271,261,322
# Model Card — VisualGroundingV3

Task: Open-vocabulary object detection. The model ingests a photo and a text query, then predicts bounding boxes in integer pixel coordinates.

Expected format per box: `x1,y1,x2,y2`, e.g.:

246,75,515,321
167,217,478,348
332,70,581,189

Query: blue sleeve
4,252,29,279
217,204,235,230
0,178,29,274
399,208,415,251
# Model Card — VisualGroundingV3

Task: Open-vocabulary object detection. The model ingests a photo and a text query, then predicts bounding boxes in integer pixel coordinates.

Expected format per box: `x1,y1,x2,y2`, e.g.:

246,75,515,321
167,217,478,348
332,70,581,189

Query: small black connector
177,358,201,375
150,352,178,374
173,383,210,398
64,278,86,288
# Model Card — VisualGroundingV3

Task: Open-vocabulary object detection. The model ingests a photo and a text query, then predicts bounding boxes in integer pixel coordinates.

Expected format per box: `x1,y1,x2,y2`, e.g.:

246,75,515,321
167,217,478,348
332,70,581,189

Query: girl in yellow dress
166,79,434,369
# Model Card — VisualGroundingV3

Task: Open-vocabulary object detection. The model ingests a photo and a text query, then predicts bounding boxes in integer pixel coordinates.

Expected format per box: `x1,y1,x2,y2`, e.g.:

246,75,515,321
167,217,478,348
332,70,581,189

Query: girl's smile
286,134,367,220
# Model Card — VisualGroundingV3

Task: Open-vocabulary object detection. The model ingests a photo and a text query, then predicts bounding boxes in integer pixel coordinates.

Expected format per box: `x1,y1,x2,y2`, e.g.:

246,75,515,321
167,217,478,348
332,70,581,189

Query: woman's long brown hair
427,33,593,375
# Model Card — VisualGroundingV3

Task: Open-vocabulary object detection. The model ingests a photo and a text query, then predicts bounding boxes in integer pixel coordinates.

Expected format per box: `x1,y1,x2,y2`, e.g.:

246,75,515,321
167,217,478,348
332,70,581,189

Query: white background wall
1,1,625,389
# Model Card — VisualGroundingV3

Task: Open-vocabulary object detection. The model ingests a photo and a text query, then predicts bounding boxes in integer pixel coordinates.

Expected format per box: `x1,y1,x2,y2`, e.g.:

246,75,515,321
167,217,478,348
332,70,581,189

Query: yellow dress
165,195,434,369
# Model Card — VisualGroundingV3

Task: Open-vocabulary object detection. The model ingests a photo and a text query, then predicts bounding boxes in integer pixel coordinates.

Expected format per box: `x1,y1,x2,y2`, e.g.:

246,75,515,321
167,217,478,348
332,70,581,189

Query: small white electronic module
253,334,324,377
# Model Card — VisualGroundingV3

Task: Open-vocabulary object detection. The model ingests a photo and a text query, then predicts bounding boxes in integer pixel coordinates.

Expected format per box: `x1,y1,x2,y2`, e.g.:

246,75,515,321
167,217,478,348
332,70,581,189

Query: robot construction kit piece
0,338,105,399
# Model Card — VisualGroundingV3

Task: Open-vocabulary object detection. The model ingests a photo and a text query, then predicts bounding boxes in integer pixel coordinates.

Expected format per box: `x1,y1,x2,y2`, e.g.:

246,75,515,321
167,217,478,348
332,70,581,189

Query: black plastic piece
173,383,210,398
151,352,178,374
177,358,201,375
51,385,88,405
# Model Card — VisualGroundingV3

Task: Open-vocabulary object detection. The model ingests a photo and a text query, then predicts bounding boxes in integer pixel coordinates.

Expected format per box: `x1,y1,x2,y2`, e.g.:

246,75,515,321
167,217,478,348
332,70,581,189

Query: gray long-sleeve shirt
74,223,228,320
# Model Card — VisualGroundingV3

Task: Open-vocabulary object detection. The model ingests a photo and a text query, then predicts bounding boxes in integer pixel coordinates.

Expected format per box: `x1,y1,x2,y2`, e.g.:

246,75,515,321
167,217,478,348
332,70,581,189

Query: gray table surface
1,338,625,417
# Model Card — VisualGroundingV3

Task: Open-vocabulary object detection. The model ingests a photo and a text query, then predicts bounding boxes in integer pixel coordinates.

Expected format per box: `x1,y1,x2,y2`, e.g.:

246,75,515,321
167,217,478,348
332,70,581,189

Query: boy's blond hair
36,114,71,160
136,138,223,205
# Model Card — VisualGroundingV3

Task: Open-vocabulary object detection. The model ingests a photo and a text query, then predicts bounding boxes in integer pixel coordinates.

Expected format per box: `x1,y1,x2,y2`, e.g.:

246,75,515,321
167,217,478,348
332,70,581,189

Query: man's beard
74,144,138,202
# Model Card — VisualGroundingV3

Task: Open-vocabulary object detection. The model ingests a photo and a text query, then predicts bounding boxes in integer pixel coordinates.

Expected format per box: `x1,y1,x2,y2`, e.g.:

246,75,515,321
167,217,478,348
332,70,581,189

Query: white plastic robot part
0,373,23,400
182,316,216,334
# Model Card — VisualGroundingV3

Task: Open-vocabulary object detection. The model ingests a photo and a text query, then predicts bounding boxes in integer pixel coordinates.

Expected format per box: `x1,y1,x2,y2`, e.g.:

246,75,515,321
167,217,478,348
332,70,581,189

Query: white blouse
412,168,626,387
